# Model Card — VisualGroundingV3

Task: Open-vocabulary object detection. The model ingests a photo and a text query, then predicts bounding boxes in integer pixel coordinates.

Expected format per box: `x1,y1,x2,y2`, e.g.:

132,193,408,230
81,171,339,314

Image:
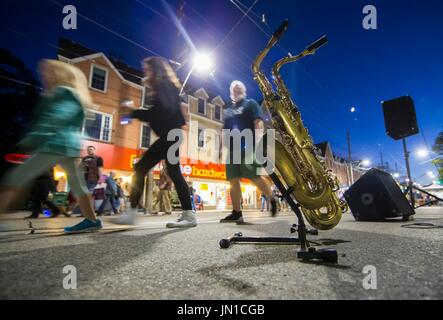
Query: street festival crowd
0,57,286,233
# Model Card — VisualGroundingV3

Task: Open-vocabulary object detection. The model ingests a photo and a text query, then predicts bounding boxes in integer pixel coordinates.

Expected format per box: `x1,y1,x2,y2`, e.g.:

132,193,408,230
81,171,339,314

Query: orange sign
80,141,228,180
81,141,141,172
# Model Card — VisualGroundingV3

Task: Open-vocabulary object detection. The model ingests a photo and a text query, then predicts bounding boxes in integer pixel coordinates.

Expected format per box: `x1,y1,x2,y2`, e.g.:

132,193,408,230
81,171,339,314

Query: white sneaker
166,210,197,228
112,208,138,225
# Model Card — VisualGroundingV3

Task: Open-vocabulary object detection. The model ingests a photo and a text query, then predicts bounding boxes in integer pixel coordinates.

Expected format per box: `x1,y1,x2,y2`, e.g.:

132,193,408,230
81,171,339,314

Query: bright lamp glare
393,173,400,178
362,160,371,166
193,52,213,73
350,107,356,113
416,149,429,158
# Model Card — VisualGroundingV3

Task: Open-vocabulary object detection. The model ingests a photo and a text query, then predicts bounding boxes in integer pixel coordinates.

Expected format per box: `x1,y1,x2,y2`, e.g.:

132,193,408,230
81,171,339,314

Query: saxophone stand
219,172,339,264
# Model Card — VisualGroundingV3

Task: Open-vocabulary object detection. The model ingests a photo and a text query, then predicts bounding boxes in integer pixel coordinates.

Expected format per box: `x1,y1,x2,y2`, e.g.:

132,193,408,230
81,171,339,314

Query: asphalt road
0,207,442,300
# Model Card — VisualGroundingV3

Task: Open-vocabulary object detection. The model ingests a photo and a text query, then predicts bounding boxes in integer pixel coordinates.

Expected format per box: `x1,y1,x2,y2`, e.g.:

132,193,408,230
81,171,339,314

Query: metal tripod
402,138,443,209
219,172,340,264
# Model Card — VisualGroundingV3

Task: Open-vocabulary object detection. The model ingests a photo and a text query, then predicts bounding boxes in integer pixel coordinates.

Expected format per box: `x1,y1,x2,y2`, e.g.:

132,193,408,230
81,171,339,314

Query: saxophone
252,20,346,230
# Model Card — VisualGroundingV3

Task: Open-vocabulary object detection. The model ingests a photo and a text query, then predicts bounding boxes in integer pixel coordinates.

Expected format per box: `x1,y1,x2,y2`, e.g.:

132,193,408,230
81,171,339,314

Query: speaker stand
404,185,443,209
402,138,417,208
401,138,442,210
219,172,340,264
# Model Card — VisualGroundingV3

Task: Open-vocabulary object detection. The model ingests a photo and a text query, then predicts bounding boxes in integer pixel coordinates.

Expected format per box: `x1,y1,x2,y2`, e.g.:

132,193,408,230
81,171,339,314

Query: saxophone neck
252,20,290,100
272,52,306,96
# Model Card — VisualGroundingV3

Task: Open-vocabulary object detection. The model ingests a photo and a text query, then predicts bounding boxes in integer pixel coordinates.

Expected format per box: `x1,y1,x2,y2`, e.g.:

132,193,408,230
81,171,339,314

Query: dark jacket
131,82,186,138
31,169,57,198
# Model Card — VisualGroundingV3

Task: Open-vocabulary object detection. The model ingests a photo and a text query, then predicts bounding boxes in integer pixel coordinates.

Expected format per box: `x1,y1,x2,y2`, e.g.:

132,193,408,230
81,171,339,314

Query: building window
214,105,221,121
90,65,108,92
84,111,112,142
198,98,206,115
140,124,151,149
198,128,205,148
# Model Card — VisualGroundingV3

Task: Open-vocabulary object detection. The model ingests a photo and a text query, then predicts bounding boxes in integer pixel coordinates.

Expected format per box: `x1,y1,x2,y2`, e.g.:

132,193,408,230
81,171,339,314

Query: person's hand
120,106,134,116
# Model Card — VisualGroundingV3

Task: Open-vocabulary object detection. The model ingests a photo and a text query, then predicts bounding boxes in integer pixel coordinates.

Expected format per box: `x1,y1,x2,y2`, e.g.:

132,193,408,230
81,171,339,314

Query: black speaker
382,96,419,140
344,168,415,221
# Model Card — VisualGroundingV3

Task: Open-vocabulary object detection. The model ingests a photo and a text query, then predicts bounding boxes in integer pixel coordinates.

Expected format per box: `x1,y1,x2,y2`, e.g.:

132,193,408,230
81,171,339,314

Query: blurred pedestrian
159,165,172,215
82,146,104,191
96,171,119,216
189,183,196,211
260,192,269,212
115,178,124,213
0,59,101,233
220,80,276,223
150,182,160,214
114,56,196,228
26,168,60,219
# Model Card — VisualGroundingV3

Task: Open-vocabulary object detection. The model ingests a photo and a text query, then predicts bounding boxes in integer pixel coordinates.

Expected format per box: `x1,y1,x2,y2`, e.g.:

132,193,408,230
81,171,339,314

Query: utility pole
380,151,384,170
347,131,354,185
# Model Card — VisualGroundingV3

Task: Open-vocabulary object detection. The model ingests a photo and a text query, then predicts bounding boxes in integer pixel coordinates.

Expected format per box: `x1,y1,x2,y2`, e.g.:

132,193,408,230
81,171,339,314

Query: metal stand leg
404,185,443,210
219,173,339,263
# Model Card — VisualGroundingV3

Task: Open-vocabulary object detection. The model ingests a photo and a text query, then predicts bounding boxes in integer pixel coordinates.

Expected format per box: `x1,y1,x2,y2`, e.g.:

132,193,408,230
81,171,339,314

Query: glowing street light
393,173,400,179
362,159,371,167
180,51,215,96
193,52,214,74
416,148,430,158
350,107,356,113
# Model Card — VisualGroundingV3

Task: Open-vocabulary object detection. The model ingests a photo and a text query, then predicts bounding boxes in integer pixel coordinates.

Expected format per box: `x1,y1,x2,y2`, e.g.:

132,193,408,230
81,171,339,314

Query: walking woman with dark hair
115,57,196,228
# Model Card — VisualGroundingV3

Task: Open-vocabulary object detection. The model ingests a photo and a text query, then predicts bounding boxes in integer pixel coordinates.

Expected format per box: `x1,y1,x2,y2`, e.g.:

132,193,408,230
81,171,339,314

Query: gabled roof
315,142,330,157
58,38,144,87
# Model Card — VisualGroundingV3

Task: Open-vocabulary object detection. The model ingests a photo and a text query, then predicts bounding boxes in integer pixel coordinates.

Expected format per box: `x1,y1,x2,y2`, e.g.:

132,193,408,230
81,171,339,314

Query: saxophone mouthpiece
272,19,289,41
306,36,328,53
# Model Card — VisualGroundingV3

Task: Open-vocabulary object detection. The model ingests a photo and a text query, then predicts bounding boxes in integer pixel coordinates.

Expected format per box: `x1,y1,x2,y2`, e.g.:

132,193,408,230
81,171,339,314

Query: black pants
130,137,192,211
31,193,60,217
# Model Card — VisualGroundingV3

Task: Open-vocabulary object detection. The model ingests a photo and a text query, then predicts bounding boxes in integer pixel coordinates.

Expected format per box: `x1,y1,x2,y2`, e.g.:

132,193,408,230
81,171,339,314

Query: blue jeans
261,197,269,211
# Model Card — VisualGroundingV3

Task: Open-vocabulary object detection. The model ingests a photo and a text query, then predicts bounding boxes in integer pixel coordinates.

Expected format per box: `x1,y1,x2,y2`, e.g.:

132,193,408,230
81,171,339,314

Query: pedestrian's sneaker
220,210,244,223
64,219,102,234
166,210,197,228
112,207,138,225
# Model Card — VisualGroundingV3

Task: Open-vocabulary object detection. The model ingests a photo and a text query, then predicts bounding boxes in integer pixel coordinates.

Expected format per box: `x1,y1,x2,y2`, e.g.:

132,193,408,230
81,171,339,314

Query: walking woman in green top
0,59,102,233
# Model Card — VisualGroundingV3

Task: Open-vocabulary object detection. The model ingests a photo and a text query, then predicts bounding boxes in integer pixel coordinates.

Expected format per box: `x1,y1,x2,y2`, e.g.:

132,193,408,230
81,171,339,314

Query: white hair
230,80,247,102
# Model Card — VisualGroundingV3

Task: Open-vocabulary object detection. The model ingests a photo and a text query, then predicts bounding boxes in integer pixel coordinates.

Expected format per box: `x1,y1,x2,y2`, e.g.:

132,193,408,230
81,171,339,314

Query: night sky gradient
1,0,442,184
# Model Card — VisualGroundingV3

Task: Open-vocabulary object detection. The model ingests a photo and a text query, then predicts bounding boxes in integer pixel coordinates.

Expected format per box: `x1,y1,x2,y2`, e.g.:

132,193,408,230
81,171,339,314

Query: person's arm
131,108,153,123
250,100,266,145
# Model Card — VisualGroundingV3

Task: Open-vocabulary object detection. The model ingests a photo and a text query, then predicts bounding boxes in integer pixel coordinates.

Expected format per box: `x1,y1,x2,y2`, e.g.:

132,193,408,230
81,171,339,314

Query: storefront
53,140,141,193
53,143,258,210
152,159,258,211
